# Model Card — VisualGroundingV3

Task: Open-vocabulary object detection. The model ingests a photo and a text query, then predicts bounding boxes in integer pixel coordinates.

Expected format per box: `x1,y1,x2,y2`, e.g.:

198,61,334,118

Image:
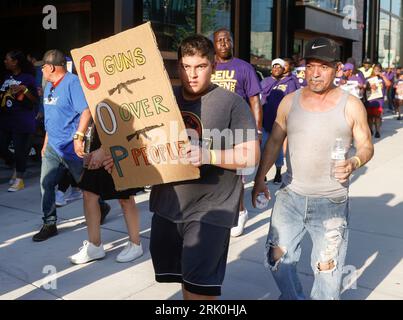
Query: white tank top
283,89,352,197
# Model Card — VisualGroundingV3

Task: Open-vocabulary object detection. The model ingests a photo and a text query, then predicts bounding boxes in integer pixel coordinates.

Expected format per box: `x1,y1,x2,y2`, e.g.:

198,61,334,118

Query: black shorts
150,214,230,296
79,166,142,200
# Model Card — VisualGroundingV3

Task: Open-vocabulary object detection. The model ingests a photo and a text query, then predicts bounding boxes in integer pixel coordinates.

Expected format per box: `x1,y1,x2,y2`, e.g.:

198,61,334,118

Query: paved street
1,113,403,300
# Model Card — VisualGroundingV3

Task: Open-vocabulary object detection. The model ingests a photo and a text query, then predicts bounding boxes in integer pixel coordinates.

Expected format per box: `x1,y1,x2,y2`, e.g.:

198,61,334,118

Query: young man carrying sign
104,35,260,299
147,35,260,300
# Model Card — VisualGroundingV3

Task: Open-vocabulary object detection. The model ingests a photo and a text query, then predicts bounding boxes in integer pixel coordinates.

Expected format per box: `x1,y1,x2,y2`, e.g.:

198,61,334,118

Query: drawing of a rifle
126,123,165,142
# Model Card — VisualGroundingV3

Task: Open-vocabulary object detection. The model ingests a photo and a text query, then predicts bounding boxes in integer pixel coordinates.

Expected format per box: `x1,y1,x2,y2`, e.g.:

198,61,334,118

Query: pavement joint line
0,266,64,300
0,204,40,216
121,282,159,300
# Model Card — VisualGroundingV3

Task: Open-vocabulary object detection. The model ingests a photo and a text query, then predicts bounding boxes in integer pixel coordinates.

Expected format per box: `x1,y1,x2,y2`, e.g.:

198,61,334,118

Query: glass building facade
378,0,403,67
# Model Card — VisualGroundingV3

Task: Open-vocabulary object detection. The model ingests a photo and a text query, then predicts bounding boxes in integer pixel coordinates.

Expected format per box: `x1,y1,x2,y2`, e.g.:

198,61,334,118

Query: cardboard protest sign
340,80,362,99
366,76,384,101
71,22,199,190
396,80,403,100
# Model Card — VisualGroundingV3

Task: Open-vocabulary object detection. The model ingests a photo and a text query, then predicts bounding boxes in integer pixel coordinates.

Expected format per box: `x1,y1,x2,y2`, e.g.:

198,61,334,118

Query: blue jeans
40,144,83,224
262,130,284,168
265,186,349,300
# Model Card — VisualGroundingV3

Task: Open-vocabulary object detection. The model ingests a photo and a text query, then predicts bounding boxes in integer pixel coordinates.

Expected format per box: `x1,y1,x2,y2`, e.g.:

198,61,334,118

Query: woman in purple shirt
0,50,38,191
365,64,391,138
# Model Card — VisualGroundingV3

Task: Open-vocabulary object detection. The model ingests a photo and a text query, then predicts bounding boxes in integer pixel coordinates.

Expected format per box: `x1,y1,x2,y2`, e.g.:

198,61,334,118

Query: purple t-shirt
383,71,396,82
261,75,299,132
0,73,37,133
211,57,261,102
294,66,307,87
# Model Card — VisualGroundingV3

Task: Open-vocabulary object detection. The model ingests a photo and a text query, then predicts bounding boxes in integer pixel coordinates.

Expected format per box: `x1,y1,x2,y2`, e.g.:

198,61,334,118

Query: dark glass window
143,0,196,51
201,0,231,38
251,0,273,73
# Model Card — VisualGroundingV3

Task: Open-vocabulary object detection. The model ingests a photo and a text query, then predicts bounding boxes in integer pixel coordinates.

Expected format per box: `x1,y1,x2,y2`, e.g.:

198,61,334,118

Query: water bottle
83,126,94,168
330,138,346,180
84,126,94,154
256,192,269,209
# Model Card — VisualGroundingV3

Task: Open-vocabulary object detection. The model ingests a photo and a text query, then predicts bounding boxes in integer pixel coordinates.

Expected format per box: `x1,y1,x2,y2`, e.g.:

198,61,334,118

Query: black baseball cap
363,57,372,65
304,37,340,63
40,49,67,67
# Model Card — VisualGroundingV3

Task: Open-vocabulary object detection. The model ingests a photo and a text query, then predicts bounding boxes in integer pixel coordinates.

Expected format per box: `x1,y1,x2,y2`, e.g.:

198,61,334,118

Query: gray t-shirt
150,85,257,228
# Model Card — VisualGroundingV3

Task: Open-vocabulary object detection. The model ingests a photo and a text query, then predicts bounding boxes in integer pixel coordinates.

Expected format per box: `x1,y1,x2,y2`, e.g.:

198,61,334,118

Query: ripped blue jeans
265,186,349,300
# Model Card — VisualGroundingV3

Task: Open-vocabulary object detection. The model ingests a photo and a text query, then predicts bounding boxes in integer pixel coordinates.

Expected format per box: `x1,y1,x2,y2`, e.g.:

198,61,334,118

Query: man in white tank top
252,38,374,300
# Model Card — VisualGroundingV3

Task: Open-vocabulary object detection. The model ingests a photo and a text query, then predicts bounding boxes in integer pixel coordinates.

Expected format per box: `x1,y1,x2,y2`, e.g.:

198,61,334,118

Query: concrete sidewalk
1,114,403,300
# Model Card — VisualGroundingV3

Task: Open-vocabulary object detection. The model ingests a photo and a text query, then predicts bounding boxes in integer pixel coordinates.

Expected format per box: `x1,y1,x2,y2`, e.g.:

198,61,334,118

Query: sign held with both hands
71,22,199,190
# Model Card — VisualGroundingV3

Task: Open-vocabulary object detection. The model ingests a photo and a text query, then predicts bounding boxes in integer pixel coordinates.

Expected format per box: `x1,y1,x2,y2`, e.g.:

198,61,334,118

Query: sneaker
375,132,381,138
273,171,282,185
32,224,58,242
100,202,111,225
70,241,105,265
55,190,67,207
116,241,143,263
64,187,83,202
8,178,24,192
230,209,249,237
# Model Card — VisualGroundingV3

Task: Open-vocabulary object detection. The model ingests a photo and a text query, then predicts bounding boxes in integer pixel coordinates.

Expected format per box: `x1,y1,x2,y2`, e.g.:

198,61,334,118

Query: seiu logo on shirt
211,70,237,93
45,96,59,105
274,84,288,92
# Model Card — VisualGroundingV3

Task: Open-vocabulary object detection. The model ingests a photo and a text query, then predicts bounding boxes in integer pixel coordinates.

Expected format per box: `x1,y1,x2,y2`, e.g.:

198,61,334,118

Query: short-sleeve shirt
261,75,300,132
294,66,307,87
150,85,257,228
211,57,261,102
43,72,88,160
0,72,37,133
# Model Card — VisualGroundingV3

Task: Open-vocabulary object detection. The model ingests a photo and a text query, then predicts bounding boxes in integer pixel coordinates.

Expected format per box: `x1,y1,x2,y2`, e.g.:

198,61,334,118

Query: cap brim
39,61,66,67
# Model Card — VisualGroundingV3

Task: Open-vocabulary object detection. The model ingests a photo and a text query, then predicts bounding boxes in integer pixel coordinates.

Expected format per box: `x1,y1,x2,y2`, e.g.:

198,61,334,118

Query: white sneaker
231,209,249,237
70,241,105,265
65,187,83,202
116,241,143,263
55,190,67,207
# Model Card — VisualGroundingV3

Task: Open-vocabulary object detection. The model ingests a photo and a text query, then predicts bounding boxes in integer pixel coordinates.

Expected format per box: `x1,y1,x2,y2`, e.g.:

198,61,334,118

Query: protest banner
366,76,384,101
71,22,199,190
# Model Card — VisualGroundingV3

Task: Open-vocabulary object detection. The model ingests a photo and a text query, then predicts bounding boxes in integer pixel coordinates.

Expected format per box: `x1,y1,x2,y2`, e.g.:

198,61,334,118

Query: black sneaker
273,171,282,185
32,224,58,242
375,132,381,138
100,202,111,225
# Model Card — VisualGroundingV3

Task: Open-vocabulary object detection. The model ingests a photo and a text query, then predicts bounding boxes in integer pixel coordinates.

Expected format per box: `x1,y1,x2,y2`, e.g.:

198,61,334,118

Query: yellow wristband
75,131,84,137
352,156,362,169
23,88,29,95
209,150,216,165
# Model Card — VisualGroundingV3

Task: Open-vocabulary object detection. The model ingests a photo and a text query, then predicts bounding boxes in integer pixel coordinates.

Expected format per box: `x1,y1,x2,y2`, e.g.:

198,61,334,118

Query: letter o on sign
96,102,117,135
